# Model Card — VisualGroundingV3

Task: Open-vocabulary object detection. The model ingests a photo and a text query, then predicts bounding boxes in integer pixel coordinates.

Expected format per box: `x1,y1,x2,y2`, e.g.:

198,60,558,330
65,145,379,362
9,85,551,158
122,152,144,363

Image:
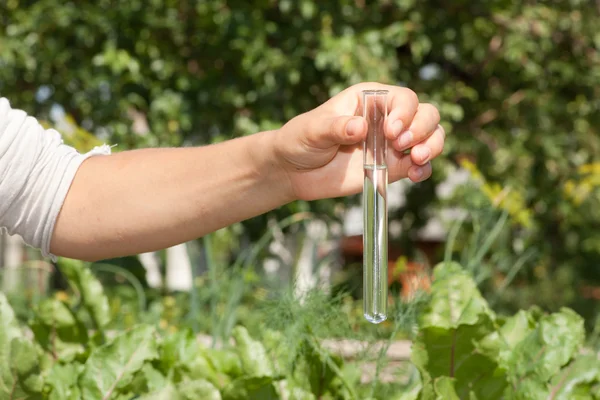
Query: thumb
306,115,367,148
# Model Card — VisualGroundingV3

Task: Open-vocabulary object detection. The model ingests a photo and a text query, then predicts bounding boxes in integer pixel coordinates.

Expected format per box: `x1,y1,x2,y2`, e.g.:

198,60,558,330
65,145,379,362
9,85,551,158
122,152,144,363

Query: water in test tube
362,90,388,324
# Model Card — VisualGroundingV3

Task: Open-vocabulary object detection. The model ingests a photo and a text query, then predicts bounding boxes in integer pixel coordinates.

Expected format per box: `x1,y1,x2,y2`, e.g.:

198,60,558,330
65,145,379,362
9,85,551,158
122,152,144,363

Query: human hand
274,82,445,201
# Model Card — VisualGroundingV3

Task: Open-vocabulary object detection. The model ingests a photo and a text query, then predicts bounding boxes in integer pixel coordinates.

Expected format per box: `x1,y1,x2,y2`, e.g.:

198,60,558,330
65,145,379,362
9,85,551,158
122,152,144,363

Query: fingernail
412,167,424,181
346,117,362,137
391,120,404,138
416,147,431,163
397,131,413,150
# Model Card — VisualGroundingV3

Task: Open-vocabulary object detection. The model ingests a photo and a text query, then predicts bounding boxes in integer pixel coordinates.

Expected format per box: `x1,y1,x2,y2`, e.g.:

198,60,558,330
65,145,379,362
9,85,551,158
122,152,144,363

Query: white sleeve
0,97,112,260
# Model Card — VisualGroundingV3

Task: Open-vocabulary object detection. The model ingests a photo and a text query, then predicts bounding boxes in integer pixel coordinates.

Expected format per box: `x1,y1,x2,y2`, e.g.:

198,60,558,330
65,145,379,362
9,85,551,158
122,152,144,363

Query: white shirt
0,97,111,259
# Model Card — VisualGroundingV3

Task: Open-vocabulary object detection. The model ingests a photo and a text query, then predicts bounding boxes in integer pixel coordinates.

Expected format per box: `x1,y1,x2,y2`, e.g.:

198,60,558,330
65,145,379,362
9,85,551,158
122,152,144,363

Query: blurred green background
1,0,600,341
2,1,600,398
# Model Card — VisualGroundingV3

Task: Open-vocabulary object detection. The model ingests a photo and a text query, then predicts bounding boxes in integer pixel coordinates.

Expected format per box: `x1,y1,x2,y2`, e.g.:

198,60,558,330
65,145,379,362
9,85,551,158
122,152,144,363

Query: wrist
250,129,297,205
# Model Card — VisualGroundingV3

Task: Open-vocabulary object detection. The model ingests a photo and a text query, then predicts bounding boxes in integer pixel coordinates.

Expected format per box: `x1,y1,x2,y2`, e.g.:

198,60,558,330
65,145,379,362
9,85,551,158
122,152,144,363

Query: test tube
362,90,388,324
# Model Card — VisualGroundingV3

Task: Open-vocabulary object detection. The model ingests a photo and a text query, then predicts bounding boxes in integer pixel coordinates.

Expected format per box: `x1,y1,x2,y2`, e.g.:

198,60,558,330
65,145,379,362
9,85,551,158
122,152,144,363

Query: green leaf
221,376,278,400
503,308,586,399
79,325,158,399
139,379,221,400
206,349,243,378
477,308,540,365
548,355,600,399
413,324,507,400
0,293,43,399
156,329,224,387
391,378,421,400
45,363,84,400
0,338,44,400
30,299,88,362
156,330,186,372
177,379,222,400
232,326,274,377
413,263,507,399
291,339,345,397
57,257,111,330
0,292,20,397
421,262,495,330
329,361,362,398
137,383,178,400
433,377,460,400
0,292,20,338
8,337,44,398
119,362,167,395
142,363,169,393
280,384,316,400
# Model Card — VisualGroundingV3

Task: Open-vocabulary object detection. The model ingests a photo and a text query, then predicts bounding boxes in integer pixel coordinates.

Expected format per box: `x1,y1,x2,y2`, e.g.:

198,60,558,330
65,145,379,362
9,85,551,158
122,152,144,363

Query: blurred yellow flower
460,159,533,228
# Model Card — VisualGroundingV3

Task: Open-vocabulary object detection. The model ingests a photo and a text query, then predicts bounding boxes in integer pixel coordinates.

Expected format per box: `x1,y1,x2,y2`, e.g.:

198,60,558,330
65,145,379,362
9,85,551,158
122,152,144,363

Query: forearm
50,130,293,261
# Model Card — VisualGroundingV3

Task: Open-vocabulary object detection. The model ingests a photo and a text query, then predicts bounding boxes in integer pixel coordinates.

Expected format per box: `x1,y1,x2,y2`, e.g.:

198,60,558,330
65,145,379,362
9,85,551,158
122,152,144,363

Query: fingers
384,89,419,140
346,83,441,148
391,103,441,152
352,83,420,140
408,162,432,182
331,83,439,146
303,114,367,148
387,153,432,184
387,124,445,183
387,152,415,183
409,124,446,166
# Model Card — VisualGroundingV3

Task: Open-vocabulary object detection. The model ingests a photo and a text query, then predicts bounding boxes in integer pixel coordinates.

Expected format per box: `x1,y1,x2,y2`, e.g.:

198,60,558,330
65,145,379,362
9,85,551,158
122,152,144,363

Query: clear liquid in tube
363,164,388,324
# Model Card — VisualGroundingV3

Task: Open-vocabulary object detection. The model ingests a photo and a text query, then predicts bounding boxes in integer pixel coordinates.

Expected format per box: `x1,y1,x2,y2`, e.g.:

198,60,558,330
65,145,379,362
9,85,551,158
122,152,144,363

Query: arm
2,82,444,262
50,130,292,261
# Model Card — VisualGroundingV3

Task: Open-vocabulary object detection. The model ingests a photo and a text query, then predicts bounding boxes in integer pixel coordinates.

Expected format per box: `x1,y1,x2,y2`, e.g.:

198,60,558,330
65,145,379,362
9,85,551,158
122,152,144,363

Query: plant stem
203,234,219,347
309,337,359,400
91,263,147,312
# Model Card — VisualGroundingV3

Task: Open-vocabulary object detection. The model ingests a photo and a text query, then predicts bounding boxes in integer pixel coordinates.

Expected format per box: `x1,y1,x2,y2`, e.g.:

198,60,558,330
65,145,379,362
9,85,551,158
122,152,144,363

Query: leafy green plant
0,258,397,400
3,257,598,399
442,180,590,327
412,262,600,399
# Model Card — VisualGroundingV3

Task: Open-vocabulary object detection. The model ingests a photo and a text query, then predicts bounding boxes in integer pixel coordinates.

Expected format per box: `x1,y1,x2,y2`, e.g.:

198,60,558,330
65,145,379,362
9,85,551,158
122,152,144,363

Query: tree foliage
1,0,600,314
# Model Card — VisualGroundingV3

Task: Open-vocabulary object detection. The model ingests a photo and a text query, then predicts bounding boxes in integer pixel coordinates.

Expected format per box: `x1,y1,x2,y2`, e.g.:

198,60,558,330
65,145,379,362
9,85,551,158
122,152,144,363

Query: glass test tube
362,90,388,324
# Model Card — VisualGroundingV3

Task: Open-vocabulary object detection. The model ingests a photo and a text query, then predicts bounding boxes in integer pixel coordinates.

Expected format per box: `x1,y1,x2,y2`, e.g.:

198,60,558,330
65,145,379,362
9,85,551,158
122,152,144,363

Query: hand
274,82,446,201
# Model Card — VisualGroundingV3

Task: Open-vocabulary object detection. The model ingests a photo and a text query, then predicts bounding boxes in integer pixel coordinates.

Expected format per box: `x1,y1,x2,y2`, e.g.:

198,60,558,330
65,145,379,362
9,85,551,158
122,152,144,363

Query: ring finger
409,124,446,166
